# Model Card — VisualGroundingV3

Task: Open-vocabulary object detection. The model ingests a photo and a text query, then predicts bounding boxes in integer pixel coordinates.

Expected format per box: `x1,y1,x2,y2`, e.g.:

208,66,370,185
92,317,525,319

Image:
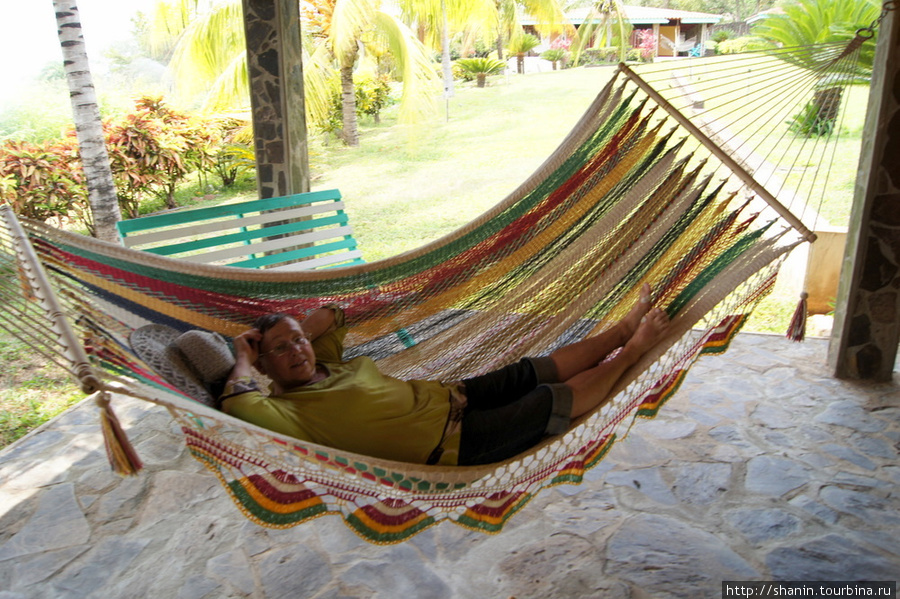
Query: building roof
624,5,723,24
522,5,723,27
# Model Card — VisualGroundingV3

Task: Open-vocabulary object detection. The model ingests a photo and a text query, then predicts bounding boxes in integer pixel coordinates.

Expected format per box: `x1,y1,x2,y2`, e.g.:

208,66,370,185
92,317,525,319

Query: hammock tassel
94,391,143,476
787,292,808,342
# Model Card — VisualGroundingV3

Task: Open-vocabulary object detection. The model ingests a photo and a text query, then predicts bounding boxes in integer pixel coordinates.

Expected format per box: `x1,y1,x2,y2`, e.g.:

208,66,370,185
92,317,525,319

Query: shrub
717,36,774,54
104,96,217,218
636,29,657,61
541,49,567,70
456,57,507,87
788,88,844,137
203,116,255,189
320,74,396,136
0,138,88,228
355,75,394,123
578,48,619,66
1,97,249,228
712,29,734,43
626,48,643,62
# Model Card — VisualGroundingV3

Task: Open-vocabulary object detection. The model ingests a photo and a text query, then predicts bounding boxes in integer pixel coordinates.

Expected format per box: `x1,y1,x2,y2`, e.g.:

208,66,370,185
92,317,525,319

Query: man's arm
301,305,340,341
226,327,262,387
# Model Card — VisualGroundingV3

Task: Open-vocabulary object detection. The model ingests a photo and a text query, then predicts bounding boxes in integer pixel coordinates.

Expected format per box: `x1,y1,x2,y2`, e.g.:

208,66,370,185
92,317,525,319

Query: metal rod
618,63,817,243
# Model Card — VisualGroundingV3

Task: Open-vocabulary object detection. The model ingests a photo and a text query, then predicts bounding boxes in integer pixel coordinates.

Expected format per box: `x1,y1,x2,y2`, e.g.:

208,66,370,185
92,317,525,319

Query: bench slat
139,214,349,257
177,226,357,264
269,250,365,271
115,189,363,271
231,241,363,269
116,189,343,234
120,202,346,248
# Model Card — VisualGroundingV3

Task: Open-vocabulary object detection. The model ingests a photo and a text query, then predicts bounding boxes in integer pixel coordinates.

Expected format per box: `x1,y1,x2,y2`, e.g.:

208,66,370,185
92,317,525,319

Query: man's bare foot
622,283,654,339
625,308,670,355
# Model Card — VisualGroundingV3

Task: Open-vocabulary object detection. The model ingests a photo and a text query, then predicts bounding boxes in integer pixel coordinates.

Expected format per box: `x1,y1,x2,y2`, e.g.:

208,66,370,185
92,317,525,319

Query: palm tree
153,0,436,145
507,32,540,74
156,0,438,146
753,0,881,136
457,57,507,86
307,0,440,145
398,0,569,81
496,0,570,59
53,0,122,241
569,0,630,67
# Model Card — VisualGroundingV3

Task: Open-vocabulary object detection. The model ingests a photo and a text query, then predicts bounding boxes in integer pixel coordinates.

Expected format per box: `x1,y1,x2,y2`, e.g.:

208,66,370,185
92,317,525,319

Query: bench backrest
116,189,364,270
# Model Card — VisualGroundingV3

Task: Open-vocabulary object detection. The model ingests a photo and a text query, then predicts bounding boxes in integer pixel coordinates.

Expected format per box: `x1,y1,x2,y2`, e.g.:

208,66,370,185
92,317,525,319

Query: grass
0,333,82,447
0,61,866,447
310,66,618,260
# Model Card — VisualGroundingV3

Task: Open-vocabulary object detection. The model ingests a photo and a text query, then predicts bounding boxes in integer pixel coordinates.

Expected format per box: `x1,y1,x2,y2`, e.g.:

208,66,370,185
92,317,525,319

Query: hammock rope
626,33,874,234
0,45,856,542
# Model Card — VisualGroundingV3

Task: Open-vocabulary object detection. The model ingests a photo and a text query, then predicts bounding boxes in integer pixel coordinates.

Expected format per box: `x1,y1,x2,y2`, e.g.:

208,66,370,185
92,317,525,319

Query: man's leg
548,283,654,381
566,307,670,418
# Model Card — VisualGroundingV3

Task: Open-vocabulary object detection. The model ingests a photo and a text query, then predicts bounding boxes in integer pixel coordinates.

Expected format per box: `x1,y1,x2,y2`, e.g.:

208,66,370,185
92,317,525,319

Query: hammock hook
856,1,897,40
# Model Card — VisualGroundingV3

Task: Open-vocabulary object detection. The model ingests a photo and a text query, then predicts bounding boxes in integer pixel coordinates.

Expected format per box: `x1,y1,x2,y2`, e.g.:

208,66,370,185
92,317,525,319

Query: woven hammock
1,53,850,543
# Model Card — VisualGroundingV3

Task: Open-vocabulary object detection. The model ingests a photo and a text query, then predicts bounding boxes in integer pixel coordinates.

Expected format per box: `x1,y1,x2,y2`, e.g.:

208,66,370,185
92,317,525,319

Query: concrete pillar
242,0,310,198
828,9,900,381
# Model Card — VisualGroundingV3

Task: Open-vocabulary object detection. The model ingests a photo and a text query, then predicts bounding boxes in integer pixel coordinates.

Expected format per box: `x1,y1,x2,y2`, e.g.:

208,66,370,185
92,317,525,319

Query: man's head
252,313,318,391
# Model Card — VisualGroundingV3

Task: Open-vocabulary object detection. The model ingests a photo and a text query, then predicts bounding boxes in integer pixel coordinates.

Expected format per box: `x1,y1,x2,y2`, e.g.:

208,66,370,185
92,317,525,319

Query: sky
0,0,156,105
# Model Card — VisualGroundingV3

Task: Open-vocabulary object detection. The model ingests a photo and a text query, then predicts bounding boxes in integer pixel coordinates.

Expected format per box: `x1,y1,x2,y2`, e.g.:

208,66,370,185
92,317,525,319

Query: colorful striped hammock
1,65,819,544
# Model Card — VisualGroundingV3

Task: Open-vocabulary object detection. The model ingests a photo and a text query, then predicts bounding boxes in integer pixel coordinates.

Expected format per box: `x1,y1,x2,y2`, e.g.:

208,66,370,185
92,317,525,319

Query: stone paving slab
0,334,898,598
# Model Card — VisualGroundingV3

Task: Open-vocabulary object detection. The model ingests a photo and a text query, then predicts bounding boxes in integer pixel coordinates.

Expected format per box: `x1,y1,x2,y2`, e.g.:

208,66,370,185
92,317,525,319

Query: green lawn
310,66,619,261
0,332,82,447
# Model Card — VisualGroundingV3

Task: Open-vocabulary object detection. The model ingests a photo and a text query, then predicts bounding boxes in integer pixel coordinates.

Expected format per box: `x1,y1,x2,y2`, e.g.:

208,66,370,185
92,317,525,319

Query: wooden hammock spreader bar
618,63,817,243
0,204,102,393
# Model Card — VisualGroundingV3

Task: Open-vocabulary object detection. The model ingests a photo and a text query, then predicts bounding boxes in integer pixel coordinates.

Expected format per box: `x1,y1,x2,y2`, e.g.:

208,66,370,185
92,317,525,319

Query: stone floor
0,333,898,599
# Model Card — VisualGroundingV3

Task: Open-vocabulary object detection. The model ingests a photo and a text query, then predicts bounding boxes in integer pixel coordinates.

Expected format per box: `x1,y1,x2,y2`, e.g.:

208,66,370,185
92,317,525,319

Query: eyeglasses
259,333,311,358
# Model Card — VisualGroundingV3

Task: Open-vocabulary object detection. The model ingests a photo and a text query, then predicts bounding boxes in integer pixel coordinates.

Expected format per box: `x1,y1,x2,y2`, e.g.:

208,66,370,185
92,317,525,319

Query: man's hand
229,328,263,382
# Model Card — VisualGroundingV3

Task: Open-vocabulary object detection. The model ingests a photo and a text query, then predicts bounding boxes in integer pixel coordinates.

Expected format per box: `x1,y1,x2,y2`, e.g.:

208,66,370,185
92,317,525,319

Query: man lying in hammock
221,284,669,466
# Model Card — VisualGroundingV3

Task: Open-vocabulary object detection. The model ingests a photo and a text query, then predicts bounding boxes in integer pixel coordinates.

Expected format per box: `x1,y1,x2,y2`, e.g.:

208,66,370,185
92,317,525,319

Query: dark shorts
457,357,573,466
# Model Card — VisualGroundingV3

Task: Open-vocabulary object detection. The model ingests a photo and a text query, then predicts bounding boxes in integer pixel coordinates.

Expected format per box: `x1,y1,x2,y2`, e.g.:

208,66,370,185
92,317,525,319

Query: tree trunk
53,0,121,241
340,54,359,146
477,74,486,88
495,36,504,60
516,53,525,74
812,86,843,133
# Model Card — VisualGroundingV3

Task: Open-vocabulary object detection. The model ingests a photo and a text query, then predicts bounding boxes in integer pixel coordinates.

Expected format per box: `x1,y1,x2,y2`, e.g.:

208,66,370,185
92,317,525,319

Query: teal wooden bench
116,189,364,270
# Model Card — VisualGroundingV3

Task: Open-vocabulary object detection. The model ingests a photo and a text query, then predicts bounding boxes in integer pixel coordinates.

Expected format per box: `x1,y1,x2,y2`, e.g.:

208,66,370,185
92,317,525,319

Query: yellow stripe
350,506,431,534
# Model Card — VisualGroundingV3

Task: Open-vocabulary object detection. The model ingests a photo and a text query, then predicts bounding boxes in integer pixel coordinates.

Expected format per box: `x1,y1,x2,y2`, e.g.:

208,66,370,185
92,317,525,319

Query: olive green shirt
222,319,460,465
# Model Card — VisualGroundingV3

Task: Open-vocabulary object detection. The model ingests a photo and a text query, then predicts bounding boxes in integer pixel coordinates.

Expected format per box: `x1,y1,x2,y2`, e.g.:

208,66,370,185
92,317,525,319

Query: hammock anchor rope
619,63,816,243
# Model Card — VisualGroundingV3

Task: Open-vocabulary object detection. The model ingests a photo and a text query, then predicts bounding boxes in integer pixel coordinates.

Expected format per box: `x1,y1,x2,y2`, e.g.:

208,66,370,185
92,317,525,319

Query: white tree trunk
340,61,359,147
53,0,121,241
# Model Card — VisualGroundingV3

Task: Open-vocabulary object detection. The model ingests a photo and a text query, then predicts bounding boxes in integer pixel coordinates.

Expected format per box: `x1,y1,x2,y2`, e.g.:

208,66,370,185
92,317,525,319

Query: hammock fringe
95,391,144,476
787,291,809,342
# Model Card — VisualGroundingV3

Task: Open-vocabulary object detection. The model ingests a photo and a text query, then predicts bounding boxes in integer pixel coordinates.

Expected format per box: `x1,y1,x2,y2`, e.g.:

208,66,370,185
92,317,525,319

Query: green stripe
345,513,436,544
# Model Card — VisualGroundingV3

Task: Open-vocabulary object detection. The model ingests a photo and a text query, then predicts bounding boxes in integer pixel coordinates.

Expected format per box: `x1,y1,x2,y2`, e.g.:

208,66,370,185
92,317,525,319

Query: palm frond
372,10,440,126
332,0,377,63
